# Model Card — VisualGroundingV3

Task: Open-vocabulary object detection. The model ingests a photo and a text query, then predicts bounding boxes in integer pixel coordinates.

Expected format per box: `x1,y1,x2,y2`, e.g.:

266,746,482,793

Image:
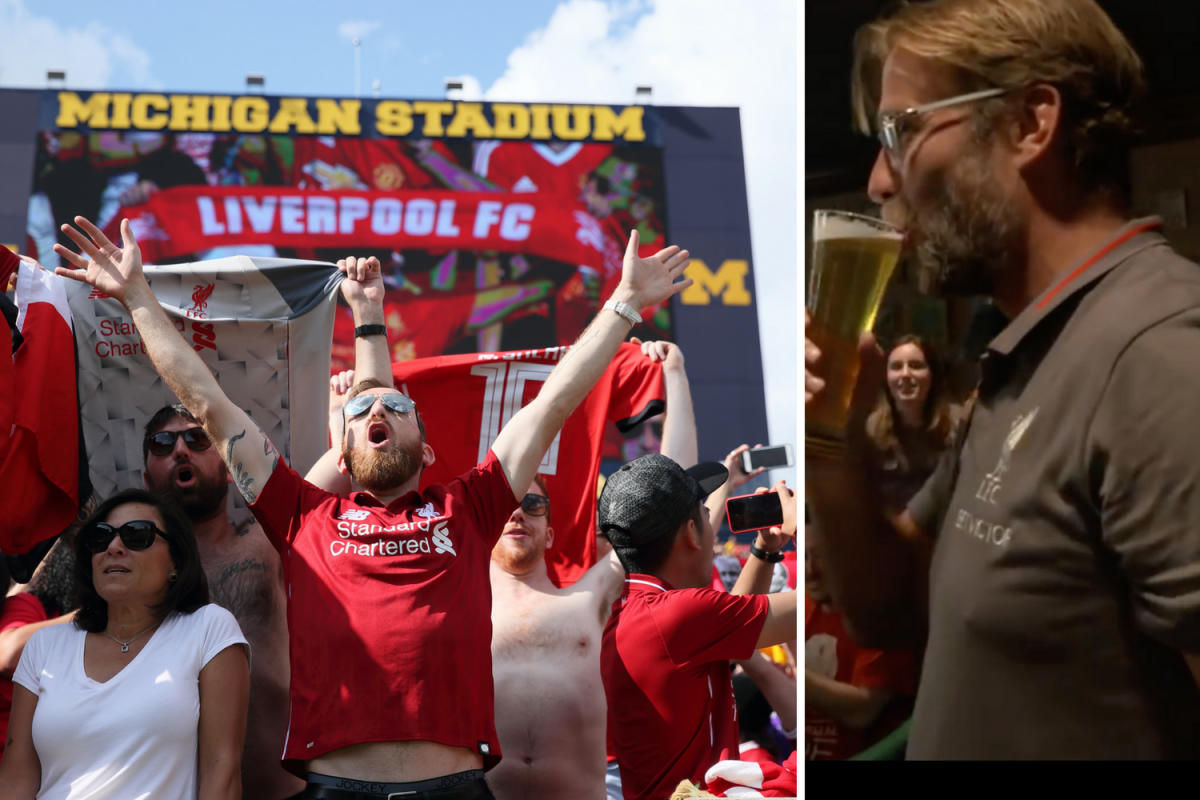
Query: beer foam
813,213,902,241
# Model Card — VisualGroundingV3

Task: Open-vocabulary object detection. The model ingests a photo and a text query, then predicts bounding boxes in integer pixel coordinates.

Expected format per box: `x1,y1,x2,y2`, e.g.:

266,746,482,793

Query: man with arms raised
486,338,695,800
806,0,1200,758
54,214,691,799
142,404,303,798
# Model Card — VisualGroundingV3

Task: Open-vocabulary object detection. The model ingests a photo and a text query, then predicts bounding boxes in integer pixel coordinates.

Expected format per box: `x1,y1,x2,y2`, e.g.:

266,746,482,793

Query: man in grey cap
598,454,796,800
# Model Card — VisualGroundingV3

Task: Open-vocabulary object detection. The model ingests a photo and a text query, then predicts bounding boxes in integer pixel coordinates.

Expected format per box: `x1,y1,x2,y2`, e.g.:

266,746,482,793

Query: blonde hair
851,0,1146,197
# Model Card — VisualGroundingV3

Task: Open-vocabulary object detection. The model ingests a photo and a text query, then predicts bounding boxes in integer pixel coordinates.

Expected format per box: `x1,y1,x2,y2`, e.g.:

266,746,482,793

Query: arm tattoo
226,429,257,500
263,435,280,472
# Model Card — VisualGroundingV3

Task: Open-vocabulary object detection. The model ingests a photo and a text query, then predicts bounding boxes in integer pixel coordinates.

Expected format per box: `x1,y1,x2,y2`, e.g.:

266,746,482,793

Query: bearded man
53,211,692,798
142,404,302,798
806,0,1200,759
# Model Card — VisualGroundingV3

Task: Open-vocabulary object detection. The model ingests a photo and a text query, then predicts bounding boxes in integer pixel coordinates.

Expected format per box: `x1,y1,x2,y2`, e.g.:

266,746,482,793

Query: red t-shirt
249,449,517,768
805,596,915,760
0,593,51,758
392,343,665,587
602,575,770,800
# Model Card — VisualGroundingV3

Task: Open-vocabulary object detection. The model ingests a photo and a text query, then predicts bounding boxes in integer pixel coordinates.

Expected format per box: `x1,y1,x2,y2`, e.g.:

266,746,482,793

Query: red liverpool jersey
393,342,665,587
250,451,517,769
602,575,770,799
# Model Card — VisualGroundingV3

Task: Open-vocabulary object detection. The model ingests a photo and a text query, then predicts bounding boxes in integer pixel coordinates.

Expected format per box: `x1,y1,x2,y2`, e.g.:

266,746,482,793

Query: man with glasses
52,212,692,798
142,404,302,799
806,0,1200,758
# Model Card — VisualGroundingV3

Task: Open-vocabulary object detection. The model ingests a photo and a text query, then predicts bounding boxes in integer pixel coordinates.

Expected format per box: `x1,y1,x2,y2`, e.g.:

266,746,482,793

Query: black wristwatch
354,324,387,338
749,544,784,563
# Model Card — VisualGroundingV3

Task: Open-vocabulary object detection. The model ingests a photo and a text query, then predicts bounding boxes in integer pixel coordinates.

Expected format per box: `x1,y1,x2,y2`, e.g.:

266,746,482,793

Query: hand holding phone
726,492,784,534
740,444,794,474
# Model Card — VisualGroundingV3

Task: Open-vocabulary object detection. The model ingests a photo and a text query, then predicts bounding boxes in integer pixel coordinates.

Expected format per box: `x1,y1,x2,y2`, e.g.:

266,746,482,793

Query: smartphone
725,492,784,534
741,444,794,473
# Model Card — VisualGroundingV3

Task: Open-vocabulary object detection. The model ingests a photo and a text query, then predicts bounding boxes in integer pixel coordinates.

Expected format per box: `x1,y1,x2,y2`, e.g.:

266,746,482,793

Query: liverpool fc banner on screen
69,256,340,522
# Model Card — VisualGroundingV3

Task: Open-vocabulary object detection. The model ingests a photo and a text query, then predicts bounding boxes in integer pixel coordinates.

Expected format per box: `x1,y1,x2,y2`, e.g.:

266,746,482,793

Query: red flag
0,248,19,450
0,259,81,553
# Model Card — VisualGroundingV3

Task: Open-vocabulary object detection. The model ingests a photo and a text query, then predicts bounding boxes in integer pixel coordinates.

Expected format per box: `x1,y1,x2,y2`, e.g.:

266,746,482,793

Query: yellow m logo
680,259,751,305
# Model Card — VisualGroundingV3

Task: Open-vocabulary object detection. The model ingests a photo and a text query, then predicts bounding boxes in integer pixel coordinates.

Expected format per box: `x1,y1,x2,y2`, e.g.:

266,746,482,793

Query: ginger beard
342,435,424,493
906,136,1024,298
491,523,545,572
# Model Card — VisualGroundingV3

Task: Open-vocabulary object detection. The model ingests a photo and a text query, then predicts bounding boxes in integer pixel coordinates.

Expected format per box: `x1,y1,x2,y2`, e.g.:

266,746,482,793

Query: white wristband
603,299,642,326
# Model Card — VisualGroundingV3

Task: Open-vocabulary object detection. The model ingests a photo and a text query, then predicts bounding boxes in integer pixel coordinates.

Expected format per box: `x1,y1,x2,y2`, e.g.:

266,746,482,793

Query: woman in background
865,335,963,516
0,488,249,799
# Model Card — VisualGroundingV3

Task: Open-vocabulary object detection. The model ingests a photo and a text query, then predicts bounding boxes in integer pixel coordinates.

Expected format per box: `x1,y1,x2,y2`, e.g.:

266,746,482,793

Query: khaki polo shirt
907,218,1200,759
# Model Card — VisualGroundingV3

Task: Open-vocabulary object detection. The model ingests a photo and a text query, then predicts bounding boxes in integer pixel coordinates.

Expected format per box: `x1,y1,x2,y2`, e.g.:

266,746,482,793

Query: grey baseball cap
598,454,728,547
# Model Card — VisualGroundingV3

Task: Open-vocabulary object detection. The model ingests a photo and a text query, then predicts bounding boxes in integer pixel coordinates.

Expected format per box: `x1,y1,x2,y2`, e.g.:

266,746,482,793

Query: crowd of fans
0,210,797,799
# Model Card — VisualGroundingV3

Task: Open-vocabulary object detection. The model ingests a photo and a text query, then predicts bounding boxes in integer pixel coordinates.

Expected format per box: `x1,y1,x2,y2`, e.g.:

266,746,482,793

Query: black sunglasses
83,521,165,554
147,427,212,457
521,493,550,517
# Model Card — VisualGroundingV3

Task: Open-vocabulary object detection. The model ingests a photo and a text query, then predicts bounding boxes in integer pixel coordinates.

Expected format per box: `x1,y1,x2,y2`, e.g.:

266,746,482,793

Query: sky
0,0,799,482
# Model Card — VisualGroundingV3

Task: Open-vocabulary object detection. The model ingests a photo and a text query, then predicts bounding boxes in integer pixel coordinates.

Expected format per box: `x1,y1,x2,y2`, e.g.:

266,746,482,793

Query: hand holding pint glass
805,210,902,453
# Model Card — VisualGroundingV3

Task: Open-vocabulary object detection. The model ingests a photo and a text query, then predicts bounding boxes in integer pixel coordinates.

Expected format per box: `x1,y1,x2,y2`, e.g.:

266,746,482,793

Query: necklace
102,622,159,653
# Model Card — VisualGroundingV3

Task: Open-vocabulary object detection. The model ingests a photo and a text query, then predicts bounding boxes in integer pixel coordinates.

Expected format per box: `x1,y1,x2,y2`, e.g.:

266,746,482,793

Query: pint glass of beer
806,210,903,444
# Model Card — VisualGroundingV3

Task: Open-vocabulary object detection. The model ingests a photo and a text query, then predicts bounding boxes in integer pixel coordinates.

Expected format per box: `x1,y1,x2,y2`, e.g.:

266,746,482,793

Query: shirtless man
143,404,303,799
487,339,700,800
487,476,623,800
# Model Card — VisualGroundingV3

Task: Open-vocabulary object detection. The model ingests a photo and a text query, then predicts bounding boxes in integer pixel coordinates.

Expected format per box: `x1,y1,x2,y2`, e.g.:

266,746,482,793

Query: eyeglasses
343,391,417,420
877,87,1009,170
83,521,165,554
520,493,550,517
147,427,212,457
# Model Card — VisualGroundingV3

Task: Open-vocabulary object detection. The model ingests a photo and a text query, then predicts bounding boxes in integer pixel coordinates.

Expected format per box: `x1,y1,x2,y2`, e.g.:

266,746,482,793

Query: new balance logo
416,502,439,519
337,509,372,521
432,522,456,556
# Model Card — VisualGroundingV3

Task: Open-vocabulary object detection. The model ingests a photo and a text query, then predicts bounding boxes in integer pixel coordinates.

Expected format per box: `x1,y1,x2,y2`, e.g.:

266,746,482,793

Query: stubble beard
344,438,423,494
907,143,1023,298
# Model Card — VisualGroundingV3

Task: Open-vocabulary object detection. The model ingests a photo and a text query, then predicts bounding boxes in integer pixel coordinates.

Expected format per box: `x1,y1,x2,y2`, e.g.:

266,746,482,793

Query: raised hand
616,229,692,310
53,217,149,305
723,443,766,490
630,336,685,371
753,480,796,553
336,256,384,310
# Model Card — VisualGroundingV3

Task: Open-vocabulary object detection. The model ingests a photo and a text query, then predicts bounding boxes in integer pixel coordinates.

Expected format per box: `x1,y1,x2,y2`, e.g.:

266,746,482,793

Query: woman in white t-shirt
0,488,250,799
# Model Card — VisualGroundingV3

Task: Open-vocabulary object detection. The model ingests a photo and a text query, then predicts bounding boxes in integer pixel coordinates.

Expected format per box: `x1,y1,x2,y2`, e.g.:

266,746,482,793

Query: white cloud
0,0,158,89
337,19,382,42
478,0,798,457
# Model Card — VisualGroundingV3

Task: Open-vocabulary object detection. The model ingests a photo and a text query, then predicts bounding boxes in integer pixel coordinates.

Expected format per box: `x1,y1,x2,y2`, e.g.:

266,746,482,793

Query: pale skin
487,340,689,800
54,217,692,782
0,502,249,800
143,415,302,799
488,481,624,800
885,342,932,429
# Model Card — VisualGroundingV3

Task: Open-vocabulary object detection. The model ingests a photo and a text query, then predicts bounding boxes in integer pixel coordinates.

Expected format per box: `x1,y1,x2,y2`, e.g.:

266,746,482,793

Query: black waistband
301,770,491,800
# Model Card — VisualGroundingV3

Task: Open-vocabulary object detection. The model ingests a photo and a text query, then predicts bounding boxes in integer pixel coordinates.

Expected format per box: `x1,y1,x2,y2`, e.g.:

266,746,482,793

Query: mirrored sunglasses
344,391,417,420
147,427,211,457
521,493,550,517
83,521,164,554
